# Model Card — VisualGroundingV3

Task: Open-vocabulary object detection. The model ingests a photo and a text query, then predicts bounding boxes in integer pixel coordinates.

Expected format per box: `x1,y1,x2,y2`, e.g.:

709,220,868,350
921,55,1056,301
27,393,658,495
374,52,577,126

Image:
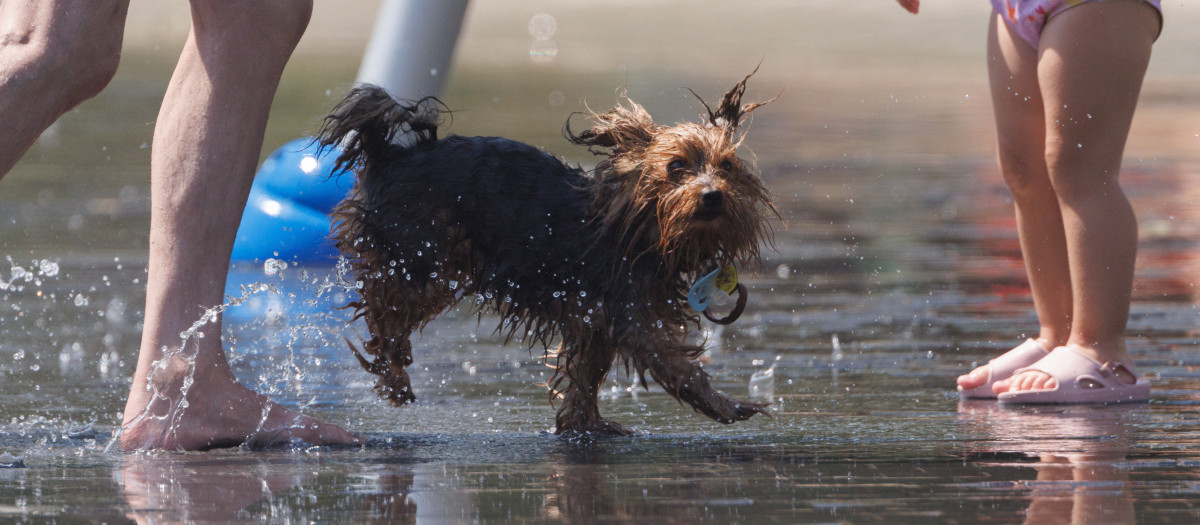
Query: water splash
748,366,774,401
831,334,843,386
106,281,285,453
0,452,26,469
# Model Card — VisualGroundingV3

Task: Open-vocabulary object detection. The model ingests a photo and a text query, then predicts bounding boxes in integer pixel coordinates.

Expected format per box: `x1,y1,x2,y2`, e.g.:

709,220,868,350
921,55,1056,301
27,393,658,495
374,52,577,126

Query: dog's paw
556,418,633,437
711,397,772,424
379,383,417,407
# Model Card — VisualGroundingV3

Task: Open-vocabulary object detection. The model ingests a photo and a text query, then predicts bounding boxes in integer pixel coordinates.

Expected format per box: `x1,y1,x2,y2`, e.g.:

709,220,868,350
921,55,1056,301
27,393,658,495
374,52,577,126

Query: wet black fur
318,84,771,434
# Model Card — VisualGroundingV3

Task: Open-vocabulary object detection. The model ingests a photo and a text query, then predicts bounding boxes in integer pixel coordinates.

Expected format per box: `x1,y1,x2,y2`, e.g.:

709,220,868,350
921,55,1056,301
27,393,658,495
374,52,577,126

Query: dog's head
569,70,778,275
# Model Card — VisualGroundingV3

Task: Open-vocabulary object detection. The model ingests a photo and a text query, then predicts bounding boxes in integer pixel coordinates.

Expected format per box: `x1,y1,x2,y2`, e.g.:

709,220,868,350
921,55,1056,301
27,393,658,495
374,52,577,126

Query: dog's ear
565,98,657,155
694,65,777,133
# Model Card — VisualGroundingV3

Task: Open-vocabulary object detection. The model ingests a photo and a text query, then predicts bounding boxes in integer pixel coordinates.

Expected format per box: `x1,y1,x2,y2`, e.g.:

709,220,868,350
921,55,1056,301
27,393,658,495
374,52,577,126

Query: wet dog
317,72,777,434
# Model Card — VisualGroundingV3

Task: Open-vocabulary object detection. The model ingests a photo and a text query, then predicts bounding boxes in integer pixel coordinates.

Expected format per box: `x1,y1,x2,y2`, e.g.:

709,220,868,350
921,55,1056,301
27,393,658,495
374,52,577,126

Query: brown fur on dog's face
569,71,777,277
641,122,773,275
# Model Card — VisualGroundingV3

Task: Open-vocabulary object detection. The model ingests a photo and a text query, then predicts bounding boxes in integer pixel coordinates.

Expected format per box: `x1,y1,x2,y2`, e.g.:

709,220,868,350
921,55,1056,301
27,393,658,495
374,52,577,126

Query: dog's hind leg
352,272,459,407
338,205,470,407
552,336,630,436
635,343,769,424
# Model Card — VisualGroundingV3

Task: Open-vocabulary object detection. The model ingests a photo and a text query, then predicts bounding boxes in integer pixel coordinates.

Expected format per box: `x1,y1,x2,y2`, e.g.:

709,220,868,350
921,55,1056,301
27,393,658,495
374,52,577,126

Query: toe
992,376,1012,395
956,365,989,390
1004,370,1055,394
1009,372,1034,392
299,417,364,446
254,404,363,448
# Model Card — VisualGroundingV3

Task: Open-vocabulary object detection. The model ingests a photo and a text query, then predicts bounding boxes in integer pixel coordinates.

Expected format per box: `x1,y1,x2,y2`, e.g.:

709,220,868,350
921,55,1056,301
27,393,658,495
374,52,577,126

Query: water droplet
37,259,58,277
264,258,287,276
529,39,558,63
528,13,557,39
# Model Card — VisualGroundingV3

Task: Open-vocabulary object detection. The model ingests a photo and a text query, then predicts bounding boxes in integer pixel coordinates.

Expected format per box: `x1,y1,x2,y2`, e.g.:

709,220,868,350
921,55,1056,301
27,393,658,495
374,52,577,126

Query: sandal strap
999,346,1150,404
958,339,1050,399
987,339,1052,377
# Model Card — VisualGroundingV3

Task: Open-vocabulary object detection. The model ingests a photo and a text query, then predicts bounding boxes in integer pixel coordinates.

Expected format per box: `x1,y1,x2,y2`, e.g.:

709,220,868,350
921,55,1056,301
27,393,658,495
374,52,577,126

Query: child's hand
897,0,919,14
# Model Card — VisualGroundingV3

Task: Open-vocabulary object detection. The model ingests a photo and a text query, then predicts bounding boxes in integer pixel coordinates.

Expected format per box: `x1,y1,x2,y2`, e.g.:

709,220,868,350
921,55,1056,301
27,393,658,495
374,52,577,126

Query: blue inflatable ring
230,138,353,264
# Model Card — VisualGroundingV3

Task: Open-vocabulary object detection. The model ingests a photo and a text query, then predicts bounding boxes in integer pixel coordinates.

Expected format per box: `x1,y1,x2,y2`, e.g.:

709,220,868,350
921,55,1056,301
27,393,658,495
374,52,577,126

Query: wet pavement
4,156,1199,522
3,2,1200,523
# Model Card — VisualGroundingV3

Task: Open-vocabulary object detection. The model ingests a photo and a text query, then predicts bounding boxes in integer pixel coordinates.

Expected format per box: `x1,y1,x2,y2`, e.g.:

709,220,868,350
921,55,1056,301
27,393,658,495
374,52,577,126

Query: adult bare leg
119,0,361,450
995,0,1158,394
0,0,127,179
958,15,1072,392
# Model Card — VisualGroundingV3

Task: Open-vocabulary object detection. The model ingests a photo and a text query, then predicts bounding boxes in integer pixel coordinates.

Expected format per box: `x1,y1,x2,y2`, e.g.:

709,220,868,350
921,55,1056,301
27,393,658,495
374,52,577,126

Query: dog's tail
315,84,444,176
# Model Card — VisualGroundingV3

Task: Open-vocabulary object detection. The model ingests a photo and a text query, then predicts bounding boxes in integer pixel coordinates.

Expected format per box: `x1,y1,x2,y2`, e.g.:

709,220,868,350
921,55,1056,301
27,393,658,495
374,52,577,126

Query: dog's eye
668,160,687,173
720,160,734,171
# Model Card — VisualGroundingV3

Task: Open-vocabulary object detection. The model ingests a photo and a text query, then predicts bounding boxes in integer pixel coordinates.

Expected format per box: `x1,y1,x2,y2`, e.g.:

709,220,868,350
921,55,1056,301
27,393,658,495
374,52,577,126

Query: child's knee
996,145,1052,199
1043,139,1124,201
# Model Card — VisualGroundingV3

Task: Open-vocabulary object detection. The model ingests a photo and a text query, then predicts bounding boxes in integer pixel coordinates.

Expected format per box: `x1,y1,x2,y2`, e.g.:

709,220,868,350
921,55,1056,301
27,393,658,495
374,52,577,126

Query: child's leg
958,15,1072,392
996,0,1158,394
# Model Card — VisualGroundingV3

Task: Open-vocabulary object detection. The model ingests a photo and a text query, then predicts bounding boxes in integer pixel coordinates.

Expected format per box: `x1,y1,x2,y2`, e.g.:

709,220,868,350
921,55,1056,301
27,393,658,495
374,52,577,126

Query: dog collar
687,264,748,325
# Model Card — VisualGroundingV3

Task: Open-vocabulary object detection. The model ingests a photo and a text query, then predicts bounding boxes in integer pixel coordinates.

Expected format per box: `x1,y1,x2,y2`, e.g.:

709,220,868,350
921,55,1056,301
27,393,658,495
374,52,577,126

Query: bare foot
120,350,362,451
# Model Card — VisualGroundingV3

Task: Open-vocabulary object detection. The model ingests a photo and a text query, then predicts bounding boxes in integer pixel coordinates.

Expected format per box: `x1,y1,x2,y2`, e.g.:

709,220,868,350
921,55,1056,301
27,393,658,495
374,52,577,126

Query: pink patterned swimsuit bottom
989,0,1162,47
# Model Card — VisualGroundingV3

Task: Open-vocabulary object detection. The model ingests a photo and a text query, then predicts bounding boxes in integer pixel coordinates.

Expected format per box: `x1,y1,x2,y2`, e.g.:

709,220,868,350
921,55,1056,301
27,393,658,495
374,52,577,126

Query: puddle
2,4,1200,522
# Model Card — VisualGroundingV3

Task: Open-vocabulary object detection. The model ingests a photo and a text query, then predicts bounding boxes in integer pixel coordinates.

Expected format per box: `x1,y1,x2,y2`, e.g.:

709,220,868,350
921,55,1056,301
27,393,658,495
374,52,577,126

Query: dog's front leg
637,343,768,424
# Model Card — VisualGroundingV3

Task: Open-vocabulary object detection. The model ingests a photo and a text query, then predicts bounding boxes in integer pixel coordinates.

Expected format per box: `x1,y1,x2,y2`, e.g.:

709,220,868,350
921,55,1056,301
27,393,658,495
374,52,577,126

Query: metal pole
355,0,469,100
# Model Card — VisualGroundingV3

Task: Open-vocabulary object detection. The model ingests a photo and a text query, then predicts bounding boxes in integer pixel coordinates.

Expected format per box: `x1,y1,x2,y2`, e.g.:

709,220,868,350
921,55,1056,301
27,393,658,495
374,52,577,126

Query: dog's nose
702,189,724,210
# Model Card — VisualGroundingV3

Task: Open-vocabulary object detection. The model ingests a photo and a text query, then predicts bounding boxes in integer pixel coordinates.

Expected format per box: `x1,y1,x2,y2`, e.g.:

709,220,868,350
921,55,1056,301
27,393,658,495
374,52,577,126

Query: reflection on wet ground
3,157,1199,522
4,15,1200,524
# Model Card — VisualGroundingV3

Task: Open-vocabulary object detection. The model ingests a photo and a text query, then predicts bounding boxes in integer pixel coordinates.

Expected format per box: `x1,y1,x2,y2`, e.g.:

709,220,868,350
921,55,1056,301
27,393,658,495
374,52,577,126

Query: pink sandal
997,346,1151,405
958,339,1051,399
